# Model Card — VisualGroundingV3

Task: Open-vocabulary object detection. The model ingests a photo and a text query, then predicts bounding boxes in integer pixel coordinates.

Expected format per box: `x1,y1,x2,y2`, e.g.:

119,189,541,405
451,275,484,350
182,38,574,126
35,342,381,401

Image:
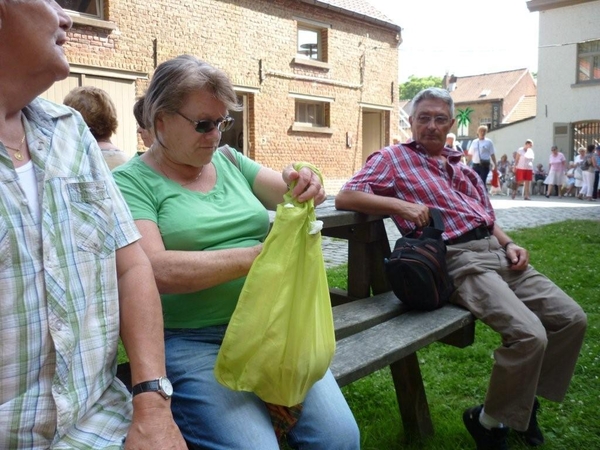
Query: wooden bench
331,290,475,440
117,199,476,444
116,294,474,442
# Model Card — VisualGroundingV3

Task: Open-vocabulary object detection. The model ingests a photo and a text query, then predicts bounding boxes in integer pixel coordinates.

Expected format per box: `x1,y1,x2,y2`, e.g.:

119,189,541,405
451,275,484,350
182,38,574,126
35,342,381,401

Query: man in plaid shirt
336,88,587,450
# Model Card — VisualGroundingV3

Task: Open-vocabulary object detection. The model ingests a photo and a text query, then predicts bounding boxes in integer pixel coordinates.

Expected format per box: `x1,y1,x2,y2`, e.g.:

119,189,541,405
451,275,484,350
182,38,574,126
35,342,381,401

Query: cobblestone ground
322,196,600,269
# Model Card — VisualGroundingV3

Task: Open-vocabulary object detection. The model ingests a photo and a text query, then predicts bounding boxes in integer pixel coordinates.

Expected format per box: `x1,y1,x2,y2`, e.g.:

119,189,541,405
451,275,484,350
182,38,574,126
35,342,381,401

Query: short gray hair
144,54,241,133
410,87,454,118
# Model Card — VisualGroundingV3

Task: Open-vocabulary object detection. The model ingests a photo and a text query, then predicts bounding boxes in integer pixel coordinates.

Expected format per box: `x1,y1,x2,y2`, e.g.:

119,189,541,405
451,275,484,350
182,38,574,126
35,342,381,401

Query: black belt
445,225,492,246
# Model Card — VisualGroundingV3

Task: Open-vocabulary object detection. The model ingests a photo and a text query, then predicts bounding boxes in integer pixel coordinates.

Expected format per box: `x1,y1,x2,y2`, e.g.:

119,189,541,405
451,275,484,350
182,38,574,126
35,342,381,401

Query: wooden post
390,353,434,441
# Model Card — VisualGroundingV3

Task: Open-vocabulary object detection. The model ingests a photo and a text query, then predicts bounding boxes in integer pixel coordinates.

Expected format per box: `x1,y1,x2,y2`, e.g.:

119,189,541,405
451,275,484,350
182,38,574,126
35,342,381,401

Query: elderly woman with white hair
0,1,185,448
544,145,567,198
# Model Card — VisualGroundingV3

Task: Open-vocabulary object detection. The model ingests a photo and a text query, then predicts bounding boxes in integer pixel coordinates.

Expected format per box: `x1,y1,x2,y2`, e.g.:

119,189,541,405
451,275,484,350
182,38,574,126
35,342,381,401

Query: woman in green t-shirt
113,55,359,450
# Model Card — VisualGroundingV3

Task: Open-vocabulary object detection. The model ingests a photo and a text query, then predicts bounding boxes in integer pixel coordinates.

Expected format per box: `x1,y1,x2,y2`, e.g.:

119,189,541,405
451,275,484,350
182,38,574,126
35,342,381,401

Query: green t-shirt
113,149,267,328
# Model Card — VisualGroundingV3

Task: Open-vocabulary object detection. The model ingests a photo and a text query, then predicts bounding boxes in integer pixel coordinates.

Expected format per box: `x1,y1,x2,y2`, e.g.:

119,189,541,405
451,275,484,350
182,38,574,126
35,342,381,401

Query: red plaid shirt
341,141,496,240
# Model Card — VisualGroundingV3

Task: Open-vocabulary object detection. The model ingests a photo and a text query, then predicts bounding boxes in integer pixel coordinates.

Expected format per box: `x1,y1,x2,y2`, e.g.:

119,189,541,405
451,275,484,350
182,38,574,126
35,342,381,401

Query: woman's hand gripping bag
214,163,335,407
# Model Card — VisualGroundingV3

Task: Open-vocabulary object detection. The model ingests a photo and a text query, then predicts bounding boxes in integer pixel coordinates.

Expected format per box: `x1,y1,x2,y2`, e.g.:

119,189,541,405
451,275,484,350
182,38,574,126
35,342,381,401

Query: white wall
487,119,536,160
533,1,600,164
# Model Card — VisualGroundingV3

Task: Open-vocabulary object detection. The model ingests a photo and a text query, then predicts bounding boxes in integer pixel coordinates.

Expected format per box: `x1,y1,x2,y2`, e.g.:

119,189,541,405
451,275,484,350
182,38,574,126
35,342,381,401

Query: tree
455,107,474,137
399,75,443,100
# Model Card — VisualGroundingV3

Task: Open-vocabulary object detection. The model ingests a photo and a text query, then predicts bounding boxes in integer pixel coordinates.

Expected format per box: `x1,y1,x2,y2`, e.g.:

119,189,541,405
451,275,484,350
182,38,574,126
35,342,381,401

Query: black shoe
516,398,545,447
463,405,509,450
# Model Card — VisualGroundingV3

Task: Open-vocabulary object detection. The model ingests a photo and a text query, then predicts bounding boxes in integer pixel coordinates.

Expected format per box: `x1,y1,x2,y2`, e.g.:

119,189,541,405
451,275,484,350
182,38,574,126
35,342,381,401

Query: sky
366,0,539,82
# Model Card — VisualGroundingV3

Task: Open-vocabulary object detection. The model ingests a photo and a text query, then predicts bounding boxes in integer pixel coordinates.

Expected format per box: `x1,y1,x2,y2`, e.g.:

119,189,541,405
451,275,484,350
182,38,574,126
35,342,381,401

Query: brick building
47,0,401,192
442,69,537,148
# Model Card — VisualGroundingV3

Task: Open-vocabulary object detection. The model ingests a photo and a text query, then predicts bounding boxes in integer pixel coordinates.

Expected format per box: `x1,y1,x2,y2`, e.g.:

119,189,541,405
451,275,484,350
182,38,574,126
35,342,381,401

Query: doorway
362,110,385,163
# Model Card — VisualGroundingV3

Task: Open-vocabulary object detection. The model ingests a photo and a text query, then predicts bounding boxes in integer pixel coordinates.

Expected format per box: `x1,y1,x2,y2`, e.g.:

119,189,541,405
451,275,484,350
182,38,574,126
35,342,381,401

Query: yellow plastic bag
214,163,335,407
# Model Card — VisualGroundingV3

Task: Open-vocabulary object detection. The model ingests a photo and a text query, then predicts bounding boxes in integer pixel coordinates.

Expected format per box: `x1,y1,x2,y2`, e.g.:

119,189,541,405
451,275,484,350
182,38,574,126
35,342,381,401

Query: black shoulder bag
384,209,455,311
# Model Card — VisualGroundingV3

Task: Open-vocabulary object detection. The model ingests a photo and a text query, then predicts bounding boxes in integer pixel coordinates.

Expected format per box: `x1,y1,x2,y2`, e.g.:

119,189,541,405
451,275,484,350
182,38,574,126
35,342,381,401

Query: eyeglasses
415,115,451,126
176,111,235,133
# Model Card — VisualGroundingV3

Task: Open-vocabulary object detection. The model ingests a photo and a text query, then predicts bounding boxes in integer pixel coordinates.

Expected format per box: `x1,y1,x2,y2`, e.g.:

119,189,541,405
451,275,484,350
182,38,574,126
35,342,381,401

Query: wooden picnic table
276,196,392,302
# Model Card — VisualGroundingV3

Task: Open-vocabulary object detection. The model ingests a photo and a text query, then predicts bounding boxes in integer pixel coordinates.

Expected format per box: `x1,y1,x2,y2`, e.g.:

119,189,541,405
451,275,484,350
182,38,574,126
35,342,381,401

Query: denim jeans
164,326,360,449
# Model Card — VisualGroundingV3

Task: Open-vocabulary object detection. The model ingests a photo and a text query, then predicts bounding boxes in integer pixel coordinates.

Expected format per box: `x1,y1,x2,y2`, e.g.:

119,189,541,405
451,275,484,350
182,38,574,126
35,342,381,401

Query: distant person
446,132,465,163
468,125,497,184
563,162,577,197
593,145,600,200
574,147,586,198
64,86,129,169
392,135,401,145
543,146,566,198
512,139,534,200
335,87,587,450
533,163,547,196
496,154,510,179
133,95,154,149
578,145,595,200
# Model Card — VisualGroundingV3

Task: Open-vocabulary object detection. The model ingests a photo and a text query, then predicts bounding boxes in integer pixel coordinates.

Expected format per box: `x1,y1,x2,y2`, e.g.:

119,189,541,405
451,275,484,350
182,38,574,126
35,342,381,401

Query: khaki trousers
446,236,587,431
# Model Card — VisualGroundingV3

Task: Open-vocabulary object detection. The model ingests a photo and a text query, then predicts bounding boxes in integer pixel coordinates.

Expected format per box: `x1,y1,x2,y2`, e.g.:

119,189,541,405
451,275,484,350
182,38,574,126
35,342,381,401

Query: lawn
118,219,599,449
329,220,600,449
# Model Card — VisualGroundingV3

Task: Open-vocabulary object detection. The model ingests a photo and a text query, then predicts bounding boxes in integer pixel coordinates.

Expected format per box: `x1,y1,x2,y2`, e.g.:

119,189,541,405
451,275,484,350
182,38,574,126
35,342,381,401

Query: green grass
118,220,600,448
334,220,600,449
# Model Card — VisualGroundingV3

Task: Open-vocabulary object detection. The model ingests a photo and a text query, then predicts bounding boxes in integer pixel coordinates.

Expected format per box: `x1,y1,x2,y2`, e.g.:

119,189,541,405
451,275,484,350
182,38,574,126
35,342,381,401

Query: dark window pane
57,0,99,16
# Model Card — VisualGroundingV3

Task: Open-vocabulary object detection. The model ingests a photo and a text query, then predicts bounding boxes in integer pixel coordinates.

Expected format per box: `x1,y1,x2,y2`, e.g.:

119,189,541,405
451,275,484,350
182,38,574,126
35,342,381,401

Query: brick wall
63,0,400,193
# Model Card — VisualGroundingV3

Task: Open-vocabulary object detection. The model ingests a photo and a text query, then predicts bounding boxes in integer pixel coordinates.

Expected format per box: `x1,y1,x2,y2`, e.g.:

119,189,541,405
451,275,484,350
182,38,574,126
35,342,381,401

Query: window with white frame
290,93,333,132
295,101,326,127
577,40,600,83
57,0,102,18
296,19,329,62
297,27,320,60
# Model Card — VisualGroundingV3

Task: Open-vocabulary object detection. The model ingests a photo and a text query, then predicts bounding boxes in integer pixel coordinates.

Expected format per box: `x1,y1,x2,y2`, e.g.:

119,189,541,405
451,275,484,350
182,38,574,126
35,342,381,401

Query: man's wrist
503,241,515,251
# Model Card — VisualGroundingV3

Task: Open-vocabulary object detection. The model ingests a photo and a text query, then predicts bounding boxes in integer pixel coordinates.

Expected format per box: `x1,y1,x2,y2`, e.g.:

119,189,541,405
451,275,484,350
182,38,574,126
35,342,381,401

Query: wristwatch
131,376,173,400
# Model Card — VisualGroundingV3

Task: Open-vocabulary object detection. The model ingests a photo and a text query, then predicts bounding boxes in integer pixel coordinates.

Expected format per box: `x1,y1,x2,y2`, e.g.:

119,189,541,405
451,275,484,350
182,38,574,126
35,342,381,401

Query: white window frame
294,17,330,63
57,0,103,19
290,93,333,133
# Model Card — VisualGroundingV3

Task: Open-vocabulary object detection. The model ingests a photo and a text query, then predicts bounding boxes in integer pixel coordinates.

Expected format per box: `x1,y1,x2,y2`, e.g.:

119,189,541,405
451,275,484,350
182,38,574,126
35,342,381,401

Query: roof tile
449,69,530,103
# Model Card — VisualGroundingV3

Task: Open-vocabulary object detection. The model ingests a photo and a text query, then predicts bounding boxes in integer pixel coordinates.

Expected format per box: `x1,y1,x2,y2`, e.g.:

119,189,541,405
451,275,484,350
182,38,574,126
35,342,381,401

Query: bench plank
331,304,474,387
333,291,409,340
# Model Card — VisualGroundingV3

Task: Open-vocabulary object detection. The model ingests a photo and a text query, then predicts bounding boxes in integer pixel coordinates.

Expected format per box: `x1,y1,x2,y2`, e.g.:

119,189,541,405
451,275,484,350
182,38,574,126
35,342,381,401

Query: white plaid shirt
0,98,140,449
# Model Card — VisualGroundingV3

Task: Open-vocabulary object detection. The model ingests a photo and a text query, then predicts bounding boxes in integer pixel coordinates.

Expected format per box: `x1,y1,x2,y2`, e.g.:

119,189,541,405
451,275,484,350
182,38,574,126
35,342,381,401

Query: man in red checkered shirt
336,88,587,450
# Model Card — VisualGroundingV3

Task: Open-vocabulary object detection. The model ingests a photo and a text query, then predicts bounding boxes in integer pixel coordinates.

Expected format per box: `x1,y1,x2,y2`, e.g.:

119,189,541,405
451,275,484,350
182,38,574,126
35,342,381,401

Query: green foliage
456,107,474,128
334,220,600,449
399,75,443,100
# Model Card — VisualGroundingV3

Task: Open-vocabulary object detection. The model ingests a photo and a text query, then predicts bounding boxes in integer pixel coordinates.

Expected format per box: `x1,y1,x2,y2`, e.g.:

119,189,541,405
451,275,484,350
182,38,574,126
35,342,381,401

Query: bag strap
219,145,240,170
419,208,445,240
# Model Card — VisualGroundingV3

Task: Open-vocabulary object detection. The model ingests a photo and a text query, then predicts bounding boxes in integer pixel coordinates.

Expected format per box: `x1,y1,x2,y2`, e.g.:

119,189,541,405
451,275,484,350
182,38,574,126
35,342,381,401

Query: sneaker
463,405,509,450
516,398,545,447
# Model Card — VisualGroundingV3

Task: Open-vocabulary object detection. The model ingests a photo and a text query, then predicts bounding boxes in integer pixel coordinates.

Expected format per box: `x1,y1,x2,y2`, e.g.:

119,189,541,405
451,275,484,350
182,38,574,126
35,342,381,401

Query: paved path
322,195,600,268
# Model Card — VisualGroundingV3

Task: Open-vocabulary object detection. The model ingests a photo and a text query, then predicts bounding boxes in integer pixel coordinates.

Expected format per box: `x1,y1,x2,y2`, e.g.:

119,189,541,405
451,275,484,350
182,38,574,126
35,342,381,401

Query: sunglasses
176,111,235,134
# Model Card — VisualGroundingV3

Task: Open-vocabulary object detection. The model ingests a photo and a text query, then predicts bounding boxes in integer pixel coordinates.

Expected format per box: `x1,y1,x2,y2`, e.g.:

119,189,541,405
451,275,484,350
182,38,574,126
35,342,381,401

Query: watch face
159,377,173,397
